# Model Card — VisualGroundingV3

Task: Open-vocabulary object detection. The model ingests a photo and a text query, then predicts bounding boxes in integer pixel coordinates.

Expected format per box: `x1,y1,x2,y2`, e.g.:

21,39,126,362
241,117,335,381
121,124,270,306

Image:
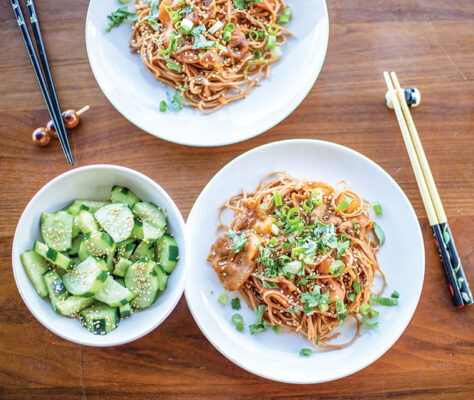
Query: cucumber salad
20,186,179,335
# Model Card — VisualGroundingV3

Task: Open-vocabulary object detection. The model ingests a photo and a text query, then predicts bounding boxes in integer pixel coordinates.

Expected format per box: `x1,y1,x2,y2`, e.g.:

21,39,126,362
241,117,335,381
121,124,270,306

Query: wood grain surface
0,0,473,398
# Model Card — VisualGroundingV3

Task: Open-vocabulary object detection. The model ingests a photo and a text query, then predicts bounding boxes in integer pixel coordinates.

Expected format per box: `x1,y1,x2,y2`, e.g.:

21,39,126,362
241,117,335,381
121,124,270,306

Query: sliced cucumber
64,200,108,216
113,257,133,278
68,235,82,256
77,210,98,234
78,240,93,261
79,304,119,335
94,203,134,243
83,231,115,257
111,185,140,208
131,220,144,240
62,256,108,297
56,295,94,316
105,242,116,271
124,259,160,309
72,216,80,238
132,240,155,262
132,202,167,241
94,276,135,307
43,270,68,312
20,250,49,297
41,211,73,252
117,239,136,259
119,302,133,319
156,234,179,273
34,241,75,271
154,264,167,292
115,277,125,286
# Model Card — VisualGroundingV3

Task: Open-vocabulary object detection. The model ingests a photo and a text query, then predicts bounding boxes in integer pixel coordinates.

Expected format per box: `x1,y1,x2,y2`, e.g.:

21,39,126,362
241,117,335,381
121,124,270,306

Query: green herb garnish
231,297,241,310
106,7,137,32
299,348,312,356
249,304,269,334
218,292,228,306
226,230,247,253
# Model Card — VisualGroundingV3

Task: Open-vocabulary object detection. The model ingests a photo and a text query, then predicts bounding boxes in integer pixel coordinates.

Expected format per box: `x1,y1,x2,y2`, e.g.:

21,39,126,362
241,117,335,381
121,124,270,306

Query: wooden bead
46,120,58,139
32,128,51,146
62,109,79,128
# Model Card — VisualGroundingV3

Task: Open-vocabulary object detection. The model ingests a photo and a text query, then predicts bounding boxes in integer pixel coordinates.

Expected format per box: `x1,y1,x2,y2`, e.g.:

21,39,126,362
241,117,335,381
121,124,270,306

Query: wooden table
1,0,473,398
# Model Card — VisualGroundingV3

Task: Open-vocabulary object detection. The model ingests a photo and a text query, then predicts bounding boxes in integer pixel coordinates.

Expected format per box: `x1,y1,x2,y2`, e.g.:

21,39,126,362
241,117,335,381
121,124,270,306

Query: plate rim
84,1,329,147
184,138,425,383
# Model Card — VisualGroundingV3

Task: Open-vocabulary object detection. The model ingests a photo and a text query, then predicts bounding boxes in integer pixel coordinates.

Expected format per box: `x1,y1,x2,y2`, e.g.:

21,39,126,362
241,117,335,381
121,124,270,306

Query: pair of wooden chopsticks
10,0,73,164
383,71,472,308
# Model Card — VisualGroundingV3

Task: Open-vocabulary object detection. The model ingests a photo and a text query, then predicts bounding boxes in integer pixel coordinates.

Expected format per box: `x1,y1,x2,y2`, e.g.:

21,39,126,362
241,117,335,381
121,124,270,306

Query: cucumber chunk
156,234,179,273
94,203,134,243
57,295,94,316
132,202,167,241
41,211,73,252
82,231,115,257
154,264,167,292
43,270,68,312
131,220,144,240
117,239,136,259
68,235,82,256
113,257,133,278
77,210,98,234
64,200,108,216
34,241,75,271
20,250,49,297
72,216,80,238
115,277,125,286
62,256,108,297
79,304,119,335
94,276,135,307
111,186,140,208
124,259,160,309
119,302,133,319
78,240,93,261
132,240,156,262
105,242,116,271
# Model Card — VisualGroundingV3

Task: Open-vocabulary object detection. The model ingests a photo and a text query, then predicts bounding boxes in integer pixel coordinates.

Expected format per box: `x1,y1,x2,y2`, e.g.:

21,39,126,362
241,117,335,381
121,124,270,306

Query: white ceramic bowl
12,165,188,346
185,139,425,383
85,0,329,147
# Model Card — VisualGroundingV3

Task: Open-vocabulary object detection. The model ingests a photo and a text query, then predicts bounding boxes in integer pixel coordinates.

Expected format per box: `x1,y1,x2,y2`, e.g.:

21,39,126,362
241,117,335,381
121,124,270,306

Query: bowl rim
84,0,329,147
12,164,188,347
184,138,425,383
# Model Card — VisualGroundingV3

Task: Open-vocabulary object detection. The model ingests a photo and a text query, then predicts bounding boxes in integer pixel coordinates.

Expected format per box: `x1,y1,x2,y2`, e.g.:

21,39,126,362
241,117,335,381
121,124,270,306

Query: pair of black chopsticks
10,0,74,164
384,71,472,308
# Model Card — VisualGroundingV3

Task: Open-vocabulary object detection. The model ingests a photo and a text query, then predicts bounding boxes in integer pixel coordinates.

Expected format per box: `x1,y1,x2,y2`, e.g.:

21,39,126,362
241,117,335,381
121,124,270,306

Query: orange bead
32,128,51,146
46,120,58,139
62,109,79,129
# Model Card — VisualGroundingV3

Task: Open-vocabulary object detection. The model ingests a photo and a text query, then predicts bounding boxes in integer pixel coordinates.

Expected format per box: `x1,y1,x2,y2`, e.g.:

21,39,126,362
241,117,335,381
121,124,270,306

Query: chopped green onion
222,23,235,43
266,35,276,49
271,224,279,235
359,303,371,315
273,191,283,206
282,7,292,18
166,5,183,23
272,325,281,333
218,292,228,305
159,100,167,112
353,279,361,294
232,313,243,324
118,0,131,3
336,197,352,212
329,260,345,277
348,293,356,302
179,18,194,34
278,14,290,24
248,30,260,41
371,295,398,306
235,322,244,331
300,348,312,356
166,60,181,72
391,290,400,299
267,24,280,35
373,222,385,246
335,299,347,324
351,221,360,234
208,20,224,34
315,334,320,345
301,198,313,213
231,297,241,310
280,205,291,216
286,208,301,224
372,201,383,216
311,188,323,206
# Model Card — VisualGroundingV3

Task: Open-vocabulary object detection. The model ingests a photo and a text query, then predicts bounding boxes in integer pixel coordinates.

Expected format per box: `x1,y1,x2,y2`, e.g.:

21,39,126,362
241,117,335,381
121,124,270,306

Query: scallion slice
300,348,312,356
272,325,281,333
286,208,301,224
273,191,283,206
159,100,167,112
353,279,361,294
372,201,383,216
373,222,385,246
371,295,398,306
208,20,224,34
301,198,313,213
232,313,243,324
311,188,323,206
218,292,228,305
348,293,356,302
267,24,280,35
266,35,276,49
336,197,352,212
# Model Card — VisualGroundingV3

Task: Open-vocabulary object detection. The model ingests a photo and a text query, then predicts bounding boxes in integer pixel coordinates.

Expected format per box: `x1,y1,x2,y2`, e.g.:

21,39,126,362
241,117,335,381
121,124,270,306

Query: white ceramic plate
12,165,188,347
185,139,424,383
85,1,329,147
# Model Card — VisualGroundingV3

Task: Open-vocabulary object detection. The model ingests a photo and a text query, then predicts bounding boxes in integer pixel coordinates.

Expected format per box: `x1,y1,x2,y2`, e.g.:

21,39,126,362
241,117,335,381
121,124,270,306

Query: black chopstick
10,0,74,164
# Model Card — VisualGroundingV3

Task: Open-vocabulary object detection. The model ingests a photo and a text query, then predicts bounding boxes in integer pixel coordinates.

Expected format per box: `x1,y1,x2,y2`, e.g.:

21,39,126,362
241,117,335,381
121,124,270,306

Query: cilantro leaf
106,7,137,32
301,285,331,315
335,299,347,324
226,230,248,253
233,0,262,10
166,91,183,111
231,297,241,310
249,304,269,334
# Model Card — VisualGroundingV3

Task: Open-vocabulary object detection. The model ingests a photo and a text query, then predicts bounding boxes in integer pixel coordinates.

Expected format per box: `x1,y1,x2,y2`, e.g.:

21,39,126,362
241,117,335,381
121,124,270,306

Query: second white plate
185,139,424,383
85,0,329,147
